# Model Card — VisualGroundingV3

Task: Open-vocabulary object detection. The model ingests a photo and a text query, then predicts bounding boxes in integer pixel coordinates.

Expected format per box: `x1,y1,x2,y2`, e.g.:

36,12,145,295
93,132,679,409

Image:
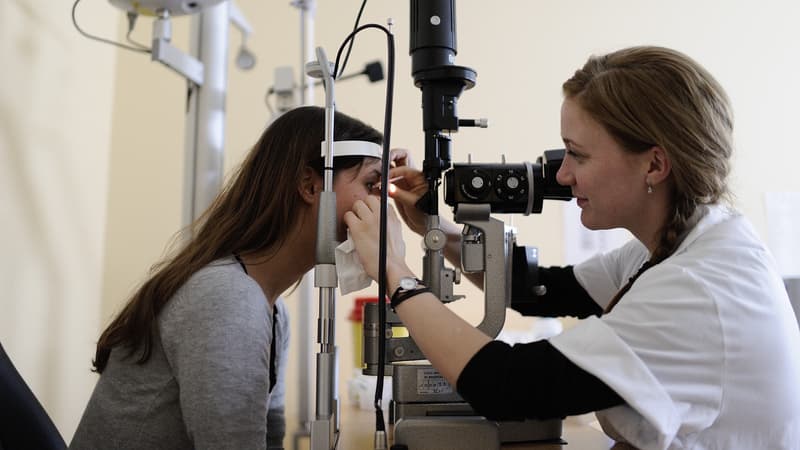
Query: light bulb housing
108,0,225,16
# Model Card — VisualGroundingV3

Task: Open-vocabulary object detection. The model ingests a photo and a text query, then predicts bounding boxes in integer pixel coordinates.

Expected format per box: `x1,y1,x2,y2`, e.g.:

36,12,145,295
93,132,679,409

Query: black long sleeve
456,340,623,421
511,265,602,318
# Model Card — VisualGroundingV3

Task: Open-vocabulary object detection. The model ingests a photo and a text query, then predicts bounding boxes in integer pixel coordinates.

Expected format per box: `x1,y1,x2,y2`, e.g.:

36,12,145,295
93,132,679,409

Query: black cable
71,0,151,54
336,0,368,79
333,22,395,436
264,89,276,116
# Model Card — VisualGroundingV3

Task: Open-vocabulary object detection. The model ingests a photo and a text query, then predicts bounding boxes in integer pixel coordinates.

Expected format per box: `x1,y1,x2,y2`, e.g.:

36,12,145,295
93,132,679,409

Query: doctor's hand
387,148,429,236
344,196,410,284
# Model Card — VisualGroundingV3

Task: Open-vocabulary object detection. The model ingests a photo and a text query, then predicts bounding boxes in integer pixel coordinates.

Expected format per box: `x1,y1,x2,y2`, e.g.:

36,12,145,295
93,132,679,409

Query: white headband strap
320,140,382,159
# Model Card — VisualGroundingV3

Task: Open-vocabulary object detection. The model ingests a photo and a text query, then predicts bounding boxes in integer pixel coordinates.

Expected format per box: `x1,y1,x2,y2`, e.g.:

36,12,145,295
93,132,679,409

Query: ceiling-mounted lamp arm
228,1,252,37
229,1,256,70
151,9,204,85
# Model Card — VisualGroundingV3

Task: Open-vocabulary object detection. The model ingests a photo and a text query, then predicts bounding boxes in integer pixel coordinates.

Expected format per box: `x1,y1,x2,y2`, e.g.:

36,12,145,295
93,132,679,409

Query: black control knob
462,168,490,200
495,169,527,201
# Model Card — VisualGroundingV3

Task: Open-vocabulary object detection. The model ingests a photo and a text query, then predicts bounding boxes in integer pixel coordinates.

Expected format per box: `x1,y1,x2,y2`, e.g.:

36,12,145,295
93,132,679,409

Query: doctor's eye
565,148,586,162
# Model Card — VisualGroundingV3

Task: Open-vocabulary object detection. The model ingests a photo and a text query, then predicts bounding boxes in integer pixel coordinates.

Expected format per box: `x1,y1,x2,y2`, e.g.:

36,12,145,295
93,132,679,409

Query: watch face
399,277,417,290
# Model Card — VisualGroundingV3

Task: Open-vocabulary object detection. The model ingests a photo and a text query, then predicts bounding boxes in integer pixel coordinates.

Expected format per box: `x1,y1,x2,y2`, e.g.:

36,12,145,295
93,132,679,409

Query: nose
556,157,574,186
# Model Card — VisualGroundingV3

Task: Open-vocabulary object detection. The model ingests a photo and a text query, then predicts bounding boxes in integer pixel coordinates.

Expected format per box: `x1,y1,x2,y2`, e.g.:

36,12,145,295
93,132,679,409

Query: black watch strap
390,280,431,311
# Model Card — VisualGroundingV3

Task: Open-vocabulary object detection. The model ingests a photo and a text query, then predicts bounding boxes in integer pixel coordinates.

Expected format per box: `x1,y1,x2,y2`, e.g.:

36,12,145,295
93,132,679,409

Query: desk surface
337,406,614,450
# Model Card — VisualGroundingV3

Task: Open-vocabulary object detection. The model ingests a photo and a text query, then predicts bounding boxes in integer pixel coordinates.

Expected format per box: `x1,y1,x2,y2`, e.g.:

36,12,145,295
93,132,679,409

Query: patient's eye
366,175,381,193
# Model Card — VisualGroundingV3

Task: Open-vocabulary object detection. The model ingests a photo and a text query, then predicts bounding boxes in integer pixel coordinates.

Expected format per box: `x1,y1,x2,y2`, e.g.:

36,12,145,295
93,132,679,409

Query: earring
647,183,654,194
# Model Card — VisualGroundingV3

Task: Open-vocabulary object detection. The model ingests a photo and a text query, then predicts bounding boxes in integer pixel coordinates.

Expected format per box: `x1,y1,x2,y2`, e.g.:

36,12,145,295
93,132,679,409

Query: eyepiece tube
409,0,456,75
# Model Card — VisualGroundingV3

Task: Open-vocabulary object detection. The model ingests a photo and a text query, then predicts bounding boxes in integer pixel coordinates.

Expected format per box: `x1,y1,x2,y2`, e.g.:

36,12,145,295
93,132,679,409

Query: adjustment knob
495,169,527,201
462,169,490,200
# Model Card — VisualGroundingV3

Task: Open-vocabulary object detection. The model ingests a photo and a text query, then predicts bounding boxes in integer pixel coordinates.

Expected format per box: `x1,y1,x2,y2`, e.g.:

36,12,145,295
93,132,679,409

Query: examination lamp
229,3,256,70
236,45,256,70
108,0,224,16
108,0,254,63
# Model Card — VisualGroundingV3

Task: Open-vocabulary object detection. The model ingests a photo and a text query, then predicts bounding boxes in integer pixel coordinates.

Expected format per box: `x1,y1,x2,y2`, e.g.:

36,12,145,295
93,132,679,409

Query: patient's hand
344,196,408,283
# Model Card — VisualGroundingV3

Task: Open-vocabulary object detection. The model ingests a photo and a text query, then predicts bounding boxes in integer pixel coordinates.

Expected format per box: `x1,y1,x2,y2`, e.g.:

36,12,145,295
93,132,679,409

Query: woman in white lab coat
345,46,800,449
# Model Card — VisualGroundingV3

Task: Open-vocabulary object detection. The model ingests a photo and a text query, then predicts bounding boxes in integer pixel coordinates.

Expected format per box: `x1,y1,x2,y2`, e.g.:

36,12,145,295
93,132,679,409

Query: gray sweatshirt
71,258,290,450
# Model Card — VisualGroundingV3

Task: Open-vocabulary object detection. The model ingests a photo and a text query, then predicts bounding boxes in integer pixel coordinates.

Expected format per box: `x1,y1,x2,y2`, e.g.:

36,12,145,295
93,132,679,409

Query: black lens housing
444,149,572,214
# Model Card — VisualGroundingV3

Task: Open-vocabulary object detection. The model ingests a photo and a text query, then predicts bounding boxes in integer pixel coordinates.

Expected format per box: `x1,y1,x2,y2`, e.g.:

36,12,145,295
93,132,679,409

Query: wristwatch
390,276,431,311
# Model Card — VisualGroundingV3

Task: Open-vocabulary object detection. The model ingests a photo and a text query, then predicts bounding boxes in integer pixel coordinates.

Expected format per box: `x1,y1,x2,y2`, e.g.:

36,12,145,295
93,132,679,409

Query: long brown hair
562,46,734,311
93,106,382,372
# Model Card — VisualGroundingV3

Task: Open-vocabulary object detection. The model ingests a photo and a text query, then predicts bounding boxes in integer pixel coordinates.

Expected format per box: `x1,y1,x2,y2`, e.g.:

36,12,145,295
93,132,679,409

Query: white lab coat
550,204,800,449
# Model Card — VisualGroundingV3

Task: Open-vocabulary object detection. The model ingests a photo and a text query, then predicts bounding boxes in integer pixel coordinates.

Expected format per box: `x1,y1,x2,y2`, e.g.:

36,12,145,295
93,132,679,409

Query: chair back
0,342,66,450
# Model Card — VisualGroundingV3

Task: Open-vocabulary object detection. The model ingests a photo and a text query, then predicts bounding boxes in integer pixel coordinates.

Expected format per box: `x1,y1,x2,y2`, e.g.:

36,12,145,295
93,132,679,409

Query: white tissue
335,236,373,295
347,374,392,411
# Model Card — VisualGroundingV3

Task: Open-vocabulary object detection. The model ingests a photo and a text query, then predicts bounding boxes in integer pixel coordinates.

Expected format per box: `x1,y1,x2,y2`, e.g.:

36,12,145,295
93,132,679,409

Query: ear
298,167,321,204
646,145,671,186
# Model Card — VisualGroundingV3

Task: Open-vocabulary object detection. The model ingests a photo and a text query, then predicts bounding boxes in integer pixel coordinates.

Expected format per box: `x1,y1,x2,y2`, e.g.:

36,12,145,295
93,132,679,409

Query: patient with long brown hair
71,106,383,450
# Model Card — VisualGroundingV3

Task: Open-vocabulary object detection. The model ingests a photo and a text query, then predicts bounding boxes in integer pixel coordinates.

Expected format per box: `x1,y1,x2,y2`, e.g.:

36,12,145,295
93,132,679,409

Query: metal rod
182,2,229,227
311,46,339,450
293,2,317,447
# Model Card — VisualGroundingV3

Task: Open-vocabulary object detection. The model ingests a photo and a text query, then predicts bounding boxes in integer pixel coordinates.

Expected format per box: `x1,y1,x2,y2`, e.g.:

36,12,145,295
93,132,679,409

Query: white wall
0,0,118,441
3,0,799,444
